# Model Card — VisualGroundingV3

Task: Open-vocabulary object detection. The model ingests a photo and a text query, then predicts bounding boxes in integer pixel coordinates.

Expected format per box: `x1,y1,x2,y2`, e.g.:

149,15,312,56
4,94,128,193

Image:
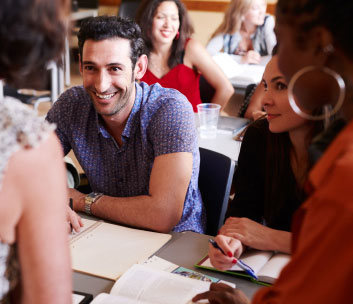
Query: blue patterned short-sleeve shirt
46,82,206,233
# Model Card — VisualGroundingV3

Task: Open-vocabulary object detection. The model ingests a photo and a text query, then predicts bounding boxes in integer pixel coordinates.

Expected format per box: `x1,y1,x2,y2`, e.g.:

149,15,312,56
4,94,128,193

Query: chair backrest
198,148,236,236
199,75,215,103
77,0,98,9
117,0,141,20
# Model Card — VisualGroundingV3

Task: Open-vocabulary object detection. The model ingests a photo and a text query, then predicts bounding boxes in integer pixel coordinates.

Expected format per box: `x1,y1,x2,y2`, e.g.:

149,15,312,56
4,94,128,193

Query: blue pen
208,238,258,280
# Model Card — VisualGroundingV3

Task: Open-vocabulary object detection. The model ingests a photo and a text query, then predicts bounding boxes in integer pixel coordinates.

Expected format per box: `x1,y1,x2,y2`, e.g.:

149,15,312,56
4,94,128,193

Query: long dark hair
136,0,194,68
0,0,69,87
262,118,323,228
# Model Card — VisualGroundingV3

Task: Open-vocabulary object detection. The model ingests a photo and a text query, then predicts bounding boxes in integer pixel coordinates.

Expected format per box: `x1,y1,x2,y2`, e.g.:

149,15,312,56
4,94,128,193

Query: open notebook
70,218,171,280
196,249,290,285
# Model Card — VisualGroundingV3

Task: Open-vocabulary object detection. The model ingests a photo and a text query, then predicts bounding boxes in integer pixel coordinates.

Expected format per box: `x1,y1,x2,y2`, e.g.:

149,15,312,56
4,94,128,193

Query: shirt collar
122,82,142,139
96,82,142,139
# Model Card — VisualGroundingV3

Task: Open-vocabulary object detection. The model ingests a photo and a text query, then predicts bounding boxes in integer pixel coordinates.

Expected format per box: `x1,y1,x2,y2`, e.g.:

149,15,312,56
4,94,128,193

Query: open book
143,255,235,286
90,264,212,304
70,218,171,280
196,249,290,285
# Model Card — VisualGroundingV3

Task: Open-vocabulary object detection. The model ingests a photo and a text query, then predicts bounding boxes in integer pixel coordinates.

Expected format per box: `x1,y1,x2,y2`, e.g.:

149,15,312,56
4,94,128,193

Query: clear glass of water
197,103,221,139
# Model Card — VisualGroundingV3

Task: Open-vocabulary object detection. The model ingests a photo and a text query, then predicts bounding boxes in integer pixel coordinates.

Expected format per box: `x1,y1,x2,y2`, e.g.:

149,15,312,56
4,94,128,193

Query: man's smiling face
80,38,136,117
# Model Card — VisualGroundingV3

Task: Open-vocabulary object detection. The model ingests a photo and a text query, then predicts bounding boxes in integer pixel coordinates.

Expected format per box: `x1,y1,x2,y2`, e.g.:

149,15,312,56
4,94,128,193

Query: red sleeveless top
141,42,201,112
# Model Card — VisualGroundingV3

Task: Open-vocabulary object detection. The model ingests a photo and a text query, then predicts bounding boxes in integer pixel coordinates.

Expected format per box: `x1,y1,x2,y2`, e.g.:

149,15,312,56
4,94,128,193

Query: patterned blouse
0,97,54,302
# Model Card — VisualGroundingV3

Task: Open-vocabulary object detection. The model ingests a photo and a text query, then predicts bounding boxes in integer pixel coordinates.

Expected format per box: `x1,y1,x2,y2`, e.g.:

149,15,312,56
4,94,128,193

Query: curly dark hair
276,0,353,57
136,0,194,69
77,16,145,70
0,0,69,87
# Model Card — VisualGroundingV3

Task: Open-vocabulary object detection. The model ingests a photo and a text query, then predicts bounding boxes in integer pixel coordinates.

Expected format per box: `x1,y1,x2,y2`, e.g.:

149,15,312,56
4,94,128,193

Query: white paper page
110,264,210,304
257,253,290,283
212,53,243,78
91,293,208,304
201,250,272,274
72,293,85,304
70,221,171,280
230,250,273,273
142,255,178,272
90,293,149,304
144,256,235,288
229,64,265,86
69,218,97,240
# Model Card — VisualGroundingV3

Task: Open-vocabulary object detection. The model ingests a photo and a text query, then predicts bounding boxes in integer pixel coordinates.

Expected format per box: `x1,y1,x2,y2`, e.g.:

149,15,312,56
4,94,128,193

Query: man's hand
192,283,250,304
68,188,86,212
67,188,86,232
67,205,83,233
209,235,244,271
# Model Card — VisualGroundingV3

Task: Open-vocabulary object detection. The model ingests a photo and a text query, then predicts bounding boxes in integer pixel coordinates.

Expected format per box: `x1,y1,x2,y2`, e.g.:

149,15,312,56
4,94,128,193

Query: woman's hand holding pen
209,235,244,271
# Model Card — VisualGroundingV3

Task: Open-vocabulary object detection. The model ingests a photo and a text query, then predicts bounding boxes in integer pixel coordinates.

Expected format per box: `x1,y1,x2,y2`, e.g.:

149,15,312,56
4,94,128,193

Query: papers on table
212,53,266,88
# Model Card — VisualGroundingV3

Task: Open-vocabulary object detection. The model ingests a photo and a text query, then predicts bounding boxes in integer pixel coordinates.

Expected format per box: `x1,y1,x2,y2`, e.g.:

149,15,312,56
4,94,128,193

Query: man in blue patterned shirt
46,16,206,233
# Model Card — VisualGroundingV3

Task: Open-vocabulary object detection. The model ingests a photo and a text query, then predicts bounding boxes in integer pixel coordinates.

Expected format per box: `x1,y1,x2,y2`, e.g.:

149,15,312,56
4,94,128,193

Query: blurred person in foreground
0,0,72,302
193,0,353,303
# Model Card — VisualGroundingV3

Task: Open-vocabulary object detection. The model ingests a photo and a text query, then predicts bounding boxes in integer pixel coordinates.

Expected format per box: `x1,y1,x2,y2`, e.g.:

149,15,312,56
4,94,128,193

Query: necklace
148,53,170,78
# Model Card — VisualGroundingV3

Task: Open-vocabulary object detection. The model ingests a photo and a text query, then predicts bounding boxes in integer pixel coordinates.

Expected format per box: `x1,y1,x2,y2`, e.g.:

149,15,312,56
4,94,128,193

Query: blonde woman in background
207,0,276,64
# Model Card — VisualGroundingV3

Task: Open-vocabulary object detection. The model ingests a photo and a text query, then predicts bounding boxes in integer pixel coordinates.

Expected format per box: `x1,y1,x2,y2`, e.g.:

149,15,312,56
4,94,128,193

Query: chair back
118,0,141,20
199,75,215,103
77,0,98,8
198,148,235,236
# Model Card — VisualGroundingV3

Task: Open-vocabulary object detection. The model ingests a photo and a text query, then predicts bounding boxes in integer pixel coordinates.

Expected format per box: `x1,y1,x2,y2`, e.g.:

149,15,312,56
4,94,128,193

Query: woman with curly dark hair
0,0,74,302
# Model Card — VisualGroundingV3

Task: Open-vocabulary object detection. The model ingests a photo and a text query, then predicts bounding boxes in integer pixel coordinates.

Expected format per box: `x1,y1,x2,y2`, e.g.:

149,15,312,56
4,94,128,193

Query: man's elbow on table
149,196,185,233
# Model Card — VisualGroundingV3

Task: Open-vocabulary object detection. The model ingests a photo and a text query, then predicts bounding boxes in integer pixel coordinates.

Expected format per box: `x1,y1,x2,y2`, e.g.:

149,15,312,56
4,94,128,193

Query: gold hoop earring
288,65,345,121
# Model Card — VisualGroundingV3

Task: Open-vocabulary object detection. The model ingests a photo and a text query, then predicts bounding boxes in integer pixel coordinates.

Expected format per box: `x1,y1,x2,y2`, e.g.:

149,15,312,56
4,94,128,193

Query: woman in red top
136,0,234,112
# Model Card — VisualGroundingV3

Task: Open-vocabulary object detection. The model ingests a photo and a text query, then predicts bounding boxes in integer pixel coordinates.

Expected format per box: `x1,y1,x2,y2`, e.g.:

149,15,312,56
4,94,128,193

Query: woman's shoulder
0,97,55,187
184,37,202,52
0,97,55,147
184,38,209,65
263,14,275,29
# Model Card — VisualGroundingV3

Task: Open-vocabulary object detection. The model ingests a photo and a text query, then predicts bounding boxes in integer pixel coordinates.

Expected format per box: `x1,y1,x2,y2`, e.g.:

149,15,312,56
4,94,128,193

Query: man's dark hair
78,16,145,68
